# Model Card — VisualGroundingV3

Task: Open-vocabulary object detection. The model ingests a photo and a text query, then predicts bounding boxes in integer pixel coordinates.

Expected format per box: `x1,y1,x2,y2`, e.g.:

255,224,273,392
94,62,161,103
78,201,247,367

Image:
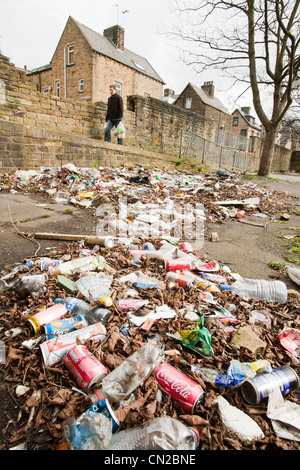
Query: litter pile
0,165,299,451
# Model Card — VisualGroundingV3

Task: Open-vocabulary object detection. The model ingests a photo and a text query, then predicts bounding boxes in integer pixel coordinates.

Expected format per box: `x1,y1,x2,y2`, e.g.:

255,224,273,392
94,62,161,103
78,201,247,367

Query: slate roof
175,82,231,115
74,18,164,84
232,108,262,131
27,17,165,85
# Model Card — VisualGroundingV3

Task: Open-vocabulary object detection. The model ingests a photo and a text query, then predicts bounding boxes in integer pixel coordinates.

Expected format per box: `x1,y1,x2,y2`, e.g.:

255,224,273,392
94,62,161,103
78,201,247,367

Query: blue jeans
104,119,123,145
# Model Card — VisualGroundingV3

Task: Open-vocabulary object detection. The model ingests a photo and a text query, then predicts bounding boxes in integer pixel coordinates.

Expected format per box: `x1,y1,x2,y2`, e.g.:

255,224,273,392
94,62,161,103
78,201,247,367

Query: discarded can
116,299,149,312
40,322,107,367
165,272,193,290
236,210,246,218
155,362,204,413
86,399,120,433
27,303,68,333
165,259,192,271
64,345,108,389
241,366,300,405
128,250,143,260
40,259,62,271
179,242,194,253
44,314,87,340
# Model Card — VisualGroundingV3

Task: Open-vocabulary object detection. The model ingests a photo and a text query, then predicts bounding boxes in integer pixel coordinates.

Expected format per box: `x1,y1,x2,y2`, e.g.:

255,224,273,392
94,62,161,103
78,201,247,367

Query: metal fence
216,129,255,153
180,129,247,171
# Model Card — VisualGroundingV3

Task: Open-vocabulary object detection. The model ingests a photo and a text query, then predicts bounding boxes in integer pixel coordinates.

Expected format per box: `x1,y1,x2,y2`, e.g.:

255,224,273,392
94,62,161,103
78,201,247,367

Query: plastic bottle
91,341,163,405
48,256,104,276
1,260,33,280
55,297,112,324
230,278,287,304
0,340,6,365
108,417,200,450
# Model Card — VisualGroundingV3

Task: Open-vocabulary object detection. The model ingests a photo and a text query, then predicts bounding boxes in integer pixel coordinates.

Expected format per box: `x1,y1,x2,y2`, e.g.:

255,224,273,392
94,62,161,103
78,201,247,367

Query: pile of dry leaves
0,238,299,451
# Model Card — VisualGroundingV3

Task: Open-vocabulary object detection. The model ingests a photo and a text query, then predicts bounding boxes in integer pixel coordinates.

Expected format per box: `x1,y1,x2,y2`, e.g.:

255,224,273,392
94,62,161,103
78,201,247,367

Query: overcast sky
0,0,257,116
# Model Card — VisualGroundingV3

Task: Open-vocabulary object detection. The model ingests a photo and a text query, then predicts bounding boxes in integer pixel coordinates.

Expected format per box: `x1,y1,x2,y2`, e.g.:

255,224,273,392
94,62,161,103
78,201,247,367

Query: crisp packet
278,327,300,358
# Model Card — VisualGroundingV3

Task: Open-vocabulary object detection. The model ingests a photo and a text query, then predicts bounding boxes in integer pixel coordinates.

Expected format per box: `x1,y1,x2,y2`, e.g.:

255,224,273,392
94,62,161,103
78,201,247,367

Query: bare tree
168,0,300,175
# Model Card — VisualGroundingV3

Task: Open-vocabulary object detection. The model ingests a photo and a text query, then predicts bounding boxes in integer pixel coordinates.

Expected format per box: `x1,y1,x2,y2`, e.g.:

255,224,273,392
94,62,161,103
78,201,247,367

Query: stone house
231,107,262,138
26,16,165,108
173,82,232,132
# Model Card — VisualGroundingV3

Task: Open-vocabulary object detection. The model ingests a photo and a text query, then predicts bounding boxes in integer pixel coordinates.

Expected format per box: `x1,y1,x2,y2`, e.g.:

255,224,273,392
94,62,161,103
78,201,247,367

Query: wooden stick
34,232,114,247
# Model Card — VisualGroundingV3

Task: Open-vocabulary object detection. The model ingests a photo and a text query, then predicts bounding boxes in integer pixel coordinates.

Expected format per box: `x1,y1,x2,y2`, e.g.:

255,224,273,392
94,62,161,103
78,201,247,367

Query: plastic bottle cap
190,426,200,444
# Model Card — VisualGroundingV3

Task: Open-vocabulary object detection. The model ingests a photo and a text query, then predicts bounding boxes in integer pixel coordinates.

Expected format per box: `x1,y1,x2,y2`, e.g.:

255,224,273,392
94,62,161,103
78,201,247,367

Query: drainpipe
64,47,67,99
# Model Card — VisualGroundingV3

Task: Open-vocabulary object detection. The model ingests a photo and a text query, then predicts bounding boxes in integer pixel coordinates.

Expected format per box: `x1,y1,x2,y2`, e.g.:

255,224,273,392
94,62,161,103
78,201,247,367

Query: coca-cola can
64,345,108,389
155,362,204,413
165,272,193,290
165,259,192,271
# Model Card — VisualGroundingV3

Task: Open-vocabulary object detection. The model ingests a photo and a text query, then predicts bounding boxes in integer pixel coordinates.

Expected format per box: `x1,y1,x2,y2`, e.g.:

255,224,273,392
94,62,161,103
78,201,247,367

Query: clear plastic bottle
230,278,287,304
55,297,112,324
92,342,163,404
108,417,200,450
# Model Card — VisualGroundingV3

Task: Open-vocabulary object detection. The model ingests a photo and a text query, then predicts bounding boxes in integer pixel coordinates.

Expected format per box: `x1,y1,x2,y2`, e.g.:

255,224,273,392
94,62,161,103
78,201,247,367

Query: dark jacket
106,93,123,121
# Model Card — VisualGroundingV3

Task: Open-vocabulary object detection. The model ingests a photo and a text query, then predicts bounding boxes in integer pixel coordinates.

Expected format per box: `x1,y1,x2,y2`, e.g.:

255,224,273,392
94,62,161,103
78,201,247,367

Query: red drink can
166,272,193,289
155,362,204,413
179,242,194,253
165,259,192,271
64,345,108,389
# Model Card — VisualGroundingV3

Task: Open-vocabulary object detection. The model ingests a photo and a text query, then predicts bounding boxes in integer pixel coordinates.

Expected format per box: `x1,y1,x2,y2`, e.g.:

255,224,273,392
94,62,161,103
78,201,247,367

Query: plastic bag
62,410,112,450
114,121,125,138
166,315,214,358
193,359,272,388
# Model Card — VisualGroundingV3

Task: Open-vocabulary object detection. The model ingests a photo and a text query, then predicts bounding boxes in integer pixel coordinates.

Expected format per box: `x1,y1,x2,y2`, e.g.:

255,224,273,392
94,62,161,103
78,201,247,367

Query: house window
114,81,122,95
42,87,50,94
232,116,239,126
240,129,247,137
55,81,60,97
68,45,75,65
79,79,84,93
132,60,145,71
185,98,192,109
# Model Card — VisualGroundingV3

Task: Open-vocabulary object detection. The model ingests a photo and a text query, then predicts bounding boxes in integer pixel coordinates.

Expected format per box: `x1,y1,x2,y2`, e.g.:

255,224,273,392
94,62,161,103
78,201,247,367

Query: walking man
105,84,124,145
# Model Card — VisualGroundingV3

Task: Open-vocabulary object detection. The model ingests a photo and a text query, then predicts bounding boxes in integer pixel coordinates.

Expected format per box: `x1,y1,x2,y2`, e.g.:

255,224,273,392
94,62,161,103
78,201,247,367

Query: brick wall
0,53,292,174
29,17,164,107
174,85,232,138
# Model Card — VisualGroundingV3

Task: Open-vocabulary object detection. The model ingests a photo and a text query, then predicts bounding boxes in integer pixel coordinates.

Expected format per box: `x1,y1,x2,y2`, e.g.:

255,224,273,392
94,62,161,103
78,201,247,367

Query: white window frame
185,98,192,109
68,44,75,65
42,87,50,94
114,81,122,95
79,78,84,93
55,80,60,97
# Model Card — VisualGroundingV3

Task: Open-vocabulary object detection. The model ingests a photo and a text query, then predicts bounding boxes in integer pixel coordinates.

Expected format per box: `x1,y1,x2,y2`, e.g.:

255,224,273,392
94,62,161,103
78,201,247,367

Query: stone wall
0,53,293,174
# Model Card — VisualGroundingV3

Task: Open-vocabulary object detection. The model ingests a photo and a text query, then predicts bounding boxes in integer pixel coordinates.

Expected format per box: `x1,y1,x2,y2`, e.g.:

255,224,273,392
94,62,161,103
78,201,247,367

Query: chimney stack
103,25,125,51
201,81,214,98
241,106,251,116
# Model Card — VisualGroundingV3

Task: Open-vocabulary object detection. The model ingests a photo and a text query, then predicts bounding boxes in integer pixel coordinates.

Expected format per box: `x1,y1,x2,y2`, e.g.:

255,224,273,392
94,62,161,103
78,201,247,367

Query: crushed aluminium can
64,344,107,389
44,314,87,340
165,272,193,290
155,362,204,413
241,366,300,405
165,259,192,271
40,322,107,367
27,303,68,333
40,259,62,271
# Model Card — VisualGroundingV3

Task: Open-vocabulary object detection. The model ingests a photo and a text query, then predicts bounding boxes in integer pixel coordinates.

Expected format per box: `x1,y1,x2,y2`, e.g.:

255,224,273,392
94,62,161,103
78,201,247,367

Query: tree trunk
257,124,280,176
